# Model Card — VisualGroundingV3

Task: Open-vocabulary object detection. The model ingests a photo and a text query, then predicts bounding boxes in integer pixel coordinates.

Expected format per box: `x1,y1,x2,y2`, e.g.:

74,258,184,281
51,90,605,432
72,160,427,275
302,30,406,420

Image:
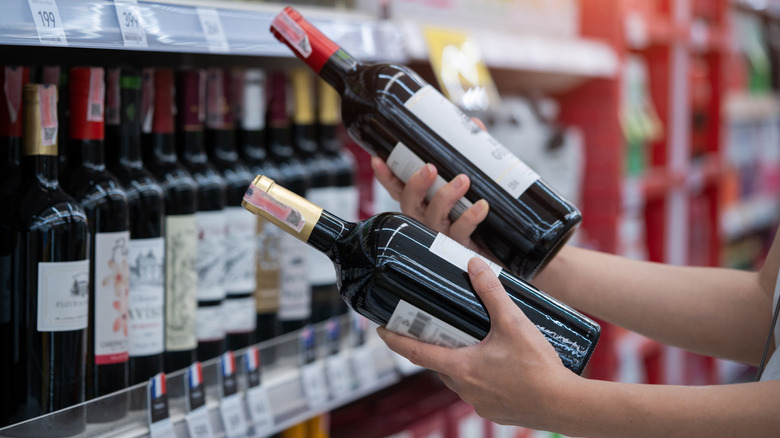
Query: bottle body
243,176,600,375
271,7,582,279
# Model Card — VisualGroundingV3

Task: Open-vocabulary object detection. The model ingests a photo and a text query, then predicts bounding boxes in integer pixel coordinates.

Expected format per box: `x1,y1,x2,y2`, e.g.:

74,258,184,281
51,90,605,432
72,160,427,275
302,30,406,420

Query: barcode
124,34,144,42
40,35,62,43
90,103,101,118
42,127,56,144
408,312,430,338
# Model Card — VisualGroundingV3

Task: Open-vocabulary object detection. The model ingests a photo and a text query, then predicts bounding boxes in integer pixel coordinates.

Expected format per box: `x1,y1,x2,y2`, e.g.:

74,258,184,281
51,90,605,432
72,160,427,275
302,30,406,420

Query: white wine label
37,259,89,332
255,217,281,313
305,187,337,286
429,233,503,277
241,69,266,131
223,296,256,334
196,304,225,342
223,206,257,295
128,237,165,357
387,142,472,219
195,210,227,301
404,84,538,199
165,215,198,351
386,300,479,348
277,234,311,321
94,231,131,365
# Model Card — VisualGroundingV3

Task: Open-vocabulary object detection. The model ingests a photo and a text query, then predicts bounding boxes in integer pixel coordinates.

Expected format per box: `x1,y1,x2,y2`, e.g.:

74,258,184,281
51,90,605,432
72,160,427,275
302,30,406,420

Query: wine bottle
235,68,283,343
105,67,166,387
205,67,257,351
271,7,582,280
39,66,69,177
291,68,341,324
0,84,89,434
0,66,29,199
59,67,130,422
175,68,228,362
141,68,198,374
267,71,311,334
242,175,600,375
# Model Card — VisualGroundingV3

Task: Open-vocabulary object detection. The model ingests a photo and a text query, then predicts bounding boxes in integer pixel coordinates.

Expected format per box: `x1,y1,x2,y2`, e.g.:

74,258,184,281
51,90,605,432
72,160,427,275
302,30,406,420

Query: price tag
147,373,175,438
300,361,330,408
27,0,68,46
114,0,147,47
246,385,274,433
219,393,247,438
325,353,353,399
186,406,215,438
351,345,379,389
196,7,229,53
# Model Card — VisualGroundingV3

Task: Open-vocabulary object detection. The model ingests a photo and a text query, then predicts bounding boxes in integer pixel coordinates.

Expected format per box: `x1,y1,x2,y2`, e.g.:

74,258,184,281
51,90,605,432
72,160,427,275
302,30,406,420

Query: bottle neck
238,128,266,163
294,123,319,156
22,83,60,186
206,129,237,163
178,130,207,164
317,124,340,155
21,154,59,188
1,137,21,167
117,73,144,168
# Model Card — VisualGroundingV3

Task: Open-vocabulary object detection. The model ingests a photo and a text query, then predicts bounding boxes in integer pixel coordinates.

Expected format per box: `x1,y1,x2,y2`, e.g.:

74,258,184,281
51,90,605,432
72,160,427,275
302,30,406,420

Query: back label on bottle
386,300,479,348
404,85,538,199
165,215,198,351
128,237,165,357
278,234,311,321
429,233,503,277
195,210,227,301
94,231,131,365
37,259,90,332
223,206,257,296
255,217,281,313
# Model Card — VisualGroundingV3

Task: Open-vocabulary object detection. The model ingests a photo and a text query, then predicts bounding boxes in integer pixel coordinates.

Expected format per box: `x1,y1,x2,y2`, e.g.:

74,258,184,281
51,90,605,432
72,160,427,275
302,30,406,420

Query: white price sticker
27,0,67,46
300,361,330,408
114,0,147,47
219,394,247,438
196,7,229,53
149,419,176,438
325,353,354,399
351,345,379,389
186,406,215,438
246,385,274,433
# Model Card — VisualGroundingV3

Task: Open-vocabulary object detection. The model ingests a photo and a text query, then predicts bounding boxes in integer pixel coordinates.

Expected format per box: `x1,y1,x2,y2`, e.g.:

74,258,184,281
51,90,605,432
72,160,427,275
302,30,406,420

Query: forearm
532,245,771,364
550,377,780,438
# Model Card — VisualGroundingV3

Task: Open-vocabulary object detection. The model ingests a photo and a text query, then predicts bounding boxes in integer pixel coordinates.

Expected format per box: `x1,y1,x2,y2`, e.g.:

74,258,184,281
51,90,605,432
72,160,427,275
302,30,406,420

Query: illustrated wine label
386,300,479,348
165,215,198,351
128,237,165,357
36,259,90,332
403,84,538,199
94,231,131,365
196,304,225,342
223,206,256,295
429,233,503,276
278,234,311,321
255,217,281,313
223,296,255,334
195,210,227,301
304,187,337,286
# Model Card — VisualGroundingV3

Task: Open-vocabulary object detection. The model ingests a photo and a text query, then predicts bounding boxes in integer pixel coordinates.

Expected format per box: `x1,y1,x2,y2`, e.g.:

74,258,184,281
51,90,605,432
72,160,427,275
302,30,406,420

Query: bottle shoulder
15,185,90,232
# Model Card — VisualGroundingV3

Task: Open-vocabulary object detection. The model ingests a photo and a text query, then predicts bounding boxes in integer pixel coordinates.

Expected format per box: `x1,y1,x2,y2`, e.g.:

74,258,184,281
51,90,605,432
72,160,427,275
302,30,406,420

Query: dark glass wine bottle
105,67,166,387
59,67,130,423
291,68,340,325
0,84,89,434
235,68,283,343
271,7,582,280
39,66,69,178
242,175,600,375
141,68,198,374
205,67,257,350
0,66,31,200
175,68,228,362
267,71,311,334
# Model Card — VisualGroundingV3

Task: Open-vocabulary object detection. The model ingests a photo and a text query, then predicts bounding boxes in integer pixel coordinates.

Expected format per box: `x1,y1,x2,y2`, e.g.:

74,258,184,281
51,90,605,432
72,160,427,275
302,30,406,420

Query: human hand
377,257,581,429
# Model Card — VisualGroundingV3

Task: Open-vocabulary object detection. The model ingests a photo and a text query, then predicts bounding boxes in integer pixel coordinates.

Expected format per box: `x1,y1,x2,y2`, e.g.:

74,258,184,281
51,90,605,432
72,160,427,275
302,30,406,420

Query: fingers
425,174,470,232
468,258,519,329
371,156,405,202
376,326,454,374
400,163,437,219
449,199,489,243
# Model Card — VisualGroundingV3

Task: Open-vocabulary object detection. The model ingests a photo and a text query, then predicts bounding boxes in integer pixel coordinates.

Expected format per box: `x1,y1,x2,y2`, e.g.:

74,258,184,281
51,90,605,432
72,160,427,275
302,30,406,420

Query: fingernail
420,163,434,179
376,326,388,339
468,257,489,276
453,174,467,189
473,199,488,215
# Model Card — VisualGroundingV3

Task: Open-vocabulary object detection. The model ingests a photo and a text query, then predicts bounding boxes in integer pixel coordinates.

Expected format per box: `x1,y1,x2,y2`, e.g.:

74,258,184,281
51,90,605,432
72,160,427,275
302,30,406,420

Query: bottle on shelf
105,67,166,389
0,66,30,200
205,67,257,351
0,83,89,434
291,68,340,324
242,176,601,375
59,67,130,423
39,66,69,178
234,68,283,343
266,70,312,335
175,68,228,362
271,7,583,280
141,68,198,374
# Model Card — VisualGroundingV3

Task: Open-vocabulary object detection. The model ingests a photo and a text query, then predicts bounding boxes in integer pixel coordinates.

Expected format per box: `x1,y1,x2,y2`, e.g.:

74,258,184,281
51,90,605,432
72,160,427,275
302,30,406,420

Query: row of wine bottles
0,62,358,431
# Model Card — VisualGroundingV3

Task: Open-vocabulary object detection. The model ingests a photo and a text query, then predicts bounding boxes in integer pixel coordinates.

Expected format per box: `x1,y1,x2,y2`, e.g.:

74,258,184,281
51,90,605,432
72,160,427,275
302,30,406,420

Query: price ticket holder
185,362,215,438
350,314,380,389
218,351,248,438
324,317,353,399
243,345,275,435
147,373,176,438
299,325,330,408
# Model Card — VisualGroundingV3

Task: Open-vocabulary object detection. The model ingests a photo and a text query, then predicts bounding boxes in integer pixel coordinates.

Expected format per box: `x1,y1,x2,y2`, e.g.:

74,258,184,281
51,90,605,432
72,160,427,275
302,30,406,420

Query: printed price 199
37,10,56,28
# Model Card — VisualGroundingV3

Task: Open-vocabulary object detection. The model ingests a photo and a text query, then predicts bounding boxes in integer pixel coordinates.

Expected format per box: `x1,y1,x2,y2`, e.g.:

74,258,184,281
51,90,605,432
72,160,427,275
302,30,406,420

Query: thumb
468,257,518,328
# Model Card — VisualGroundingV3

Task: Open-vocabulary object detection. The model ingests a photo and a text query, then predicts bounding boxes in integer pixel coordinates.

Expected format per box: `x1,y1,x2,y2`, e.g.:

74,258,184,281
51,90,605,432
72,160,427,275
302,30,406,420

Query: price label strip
185,362,215,438
299,326,330,407
147,373,176,438
114,0,148,47
219,351,248,438
243,346,275,433
351,344,379,389
324,319,354,398
27,0,68,46
196,7,229,53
